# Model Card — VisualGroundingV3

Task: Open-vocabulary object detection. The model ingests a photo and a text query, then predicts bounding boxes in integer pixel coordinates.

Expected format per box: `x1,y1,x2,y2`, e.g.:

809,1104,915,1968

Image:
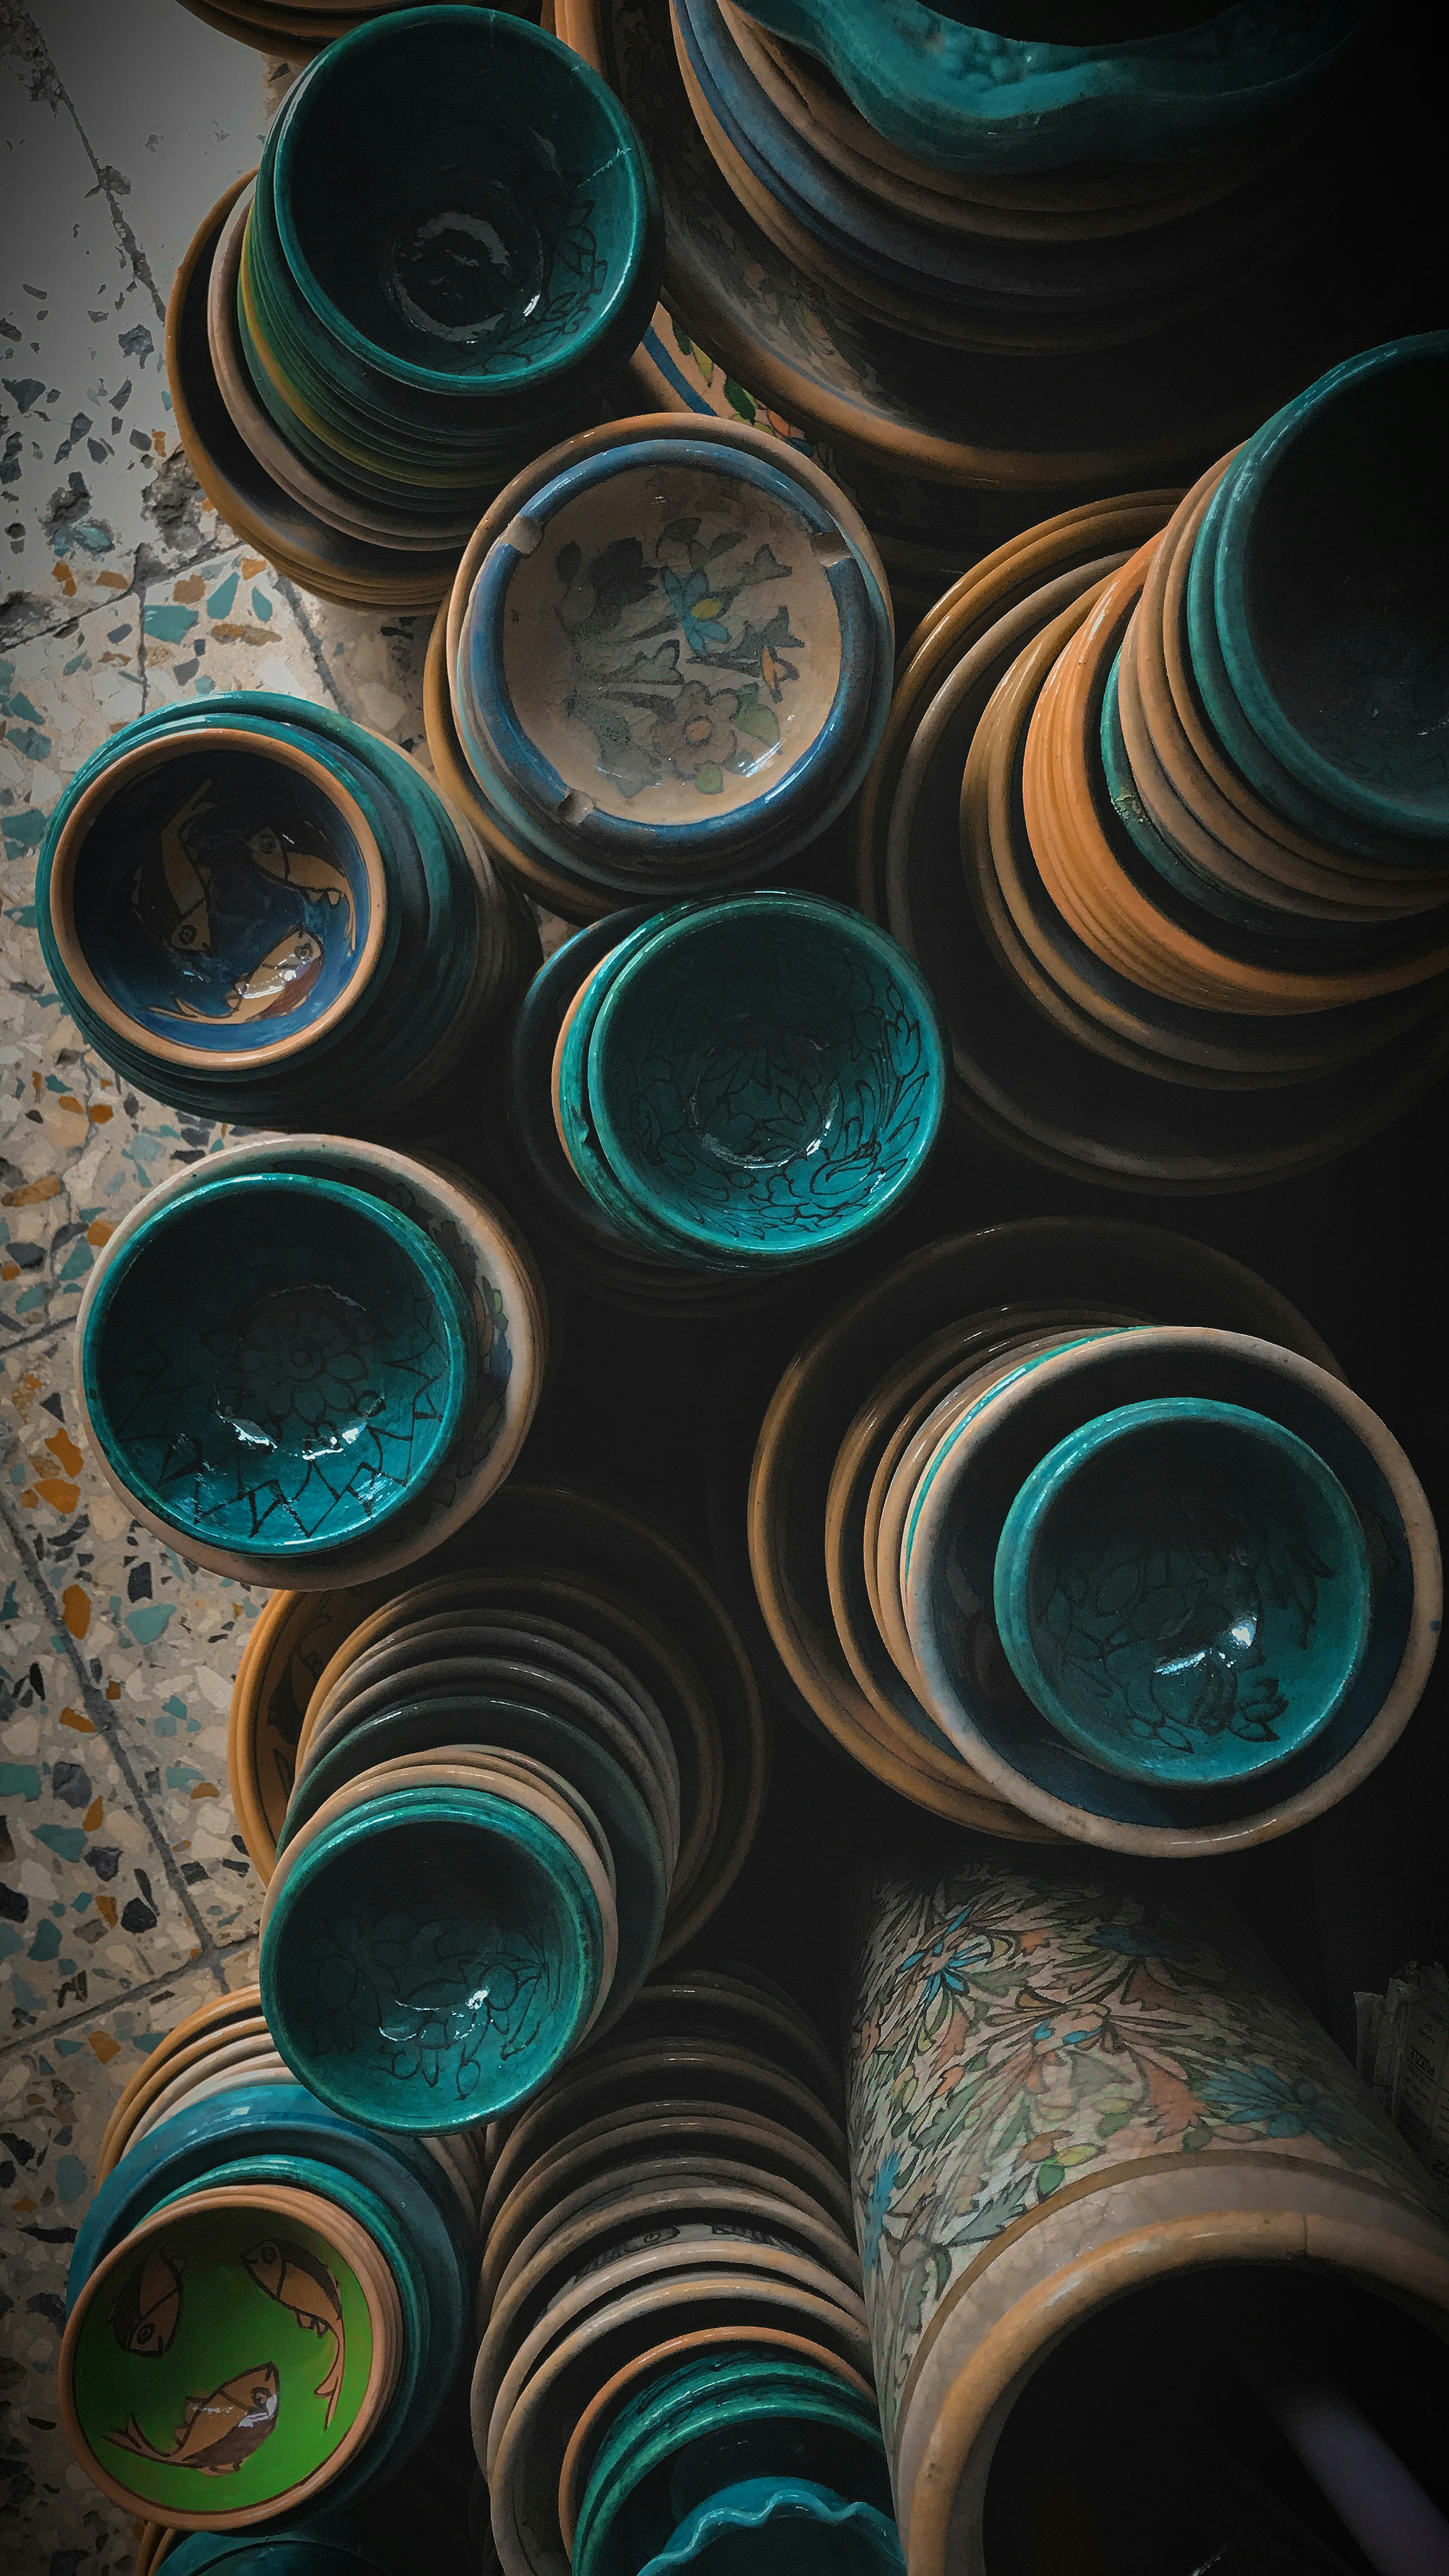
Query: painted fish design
243,2236,346,2425
134,780,218,956
109,2246,183,2358
160,928,325,1027
106,2363,280,2474
247,825,358,951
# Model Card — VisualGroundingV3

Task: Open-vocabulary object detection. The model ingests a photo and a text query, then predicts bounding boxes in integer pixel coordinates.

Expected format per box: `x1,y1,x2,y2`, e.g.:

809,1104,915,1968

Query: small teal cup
993,1397,1372,1788
80,1171,472,1559
260,1784,605,2130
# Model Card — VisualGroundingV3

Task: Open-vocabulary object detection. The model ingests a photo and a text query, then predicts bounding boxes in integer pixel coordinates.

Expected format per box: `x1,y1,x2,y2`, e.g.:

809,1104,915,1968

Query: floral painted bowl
79,1172,473,1561
581,894,946,1266
992,1396,1373,1786
259,1784,607,2131
464,438,882,869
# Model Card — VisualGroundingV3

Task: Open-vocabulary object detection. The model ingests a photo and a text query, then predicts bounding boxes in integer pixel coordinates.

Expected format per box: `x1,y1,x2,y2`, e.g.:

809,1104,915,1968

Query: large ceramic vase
847,1853,1449,2574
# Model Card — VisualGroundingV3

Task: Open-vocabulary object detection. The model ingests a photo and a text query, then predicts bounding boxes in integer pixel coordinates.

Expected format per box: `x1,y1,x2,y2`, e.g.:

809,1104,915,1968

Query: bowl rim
268,5,659,400
585,889,947,1258
80,1167,474,1561
992,1390,1374,1786
46,724,393,1071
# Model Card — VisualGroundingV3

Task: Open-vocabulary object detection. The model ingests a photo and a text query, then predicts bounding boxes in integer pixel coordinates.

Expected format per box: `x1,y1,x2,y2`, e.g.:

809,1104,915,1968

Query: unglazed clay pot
847,1854,1449,2576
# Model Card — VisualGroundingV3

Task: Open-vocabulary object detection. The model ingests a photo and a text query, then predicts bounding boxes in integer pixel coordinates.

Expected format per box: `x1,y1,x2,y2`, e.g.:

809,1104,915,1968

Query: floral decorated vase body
847,1855,1449,2568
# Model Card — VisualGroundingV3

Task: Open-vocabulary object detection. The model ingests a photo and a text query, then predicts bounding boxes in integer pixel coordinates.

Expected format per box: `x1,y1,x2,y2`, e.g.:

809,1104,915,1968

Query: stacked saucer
176,0,505,63
431,414,894,919
38,689,536,1133
170,10,660,608
75,1138,546,1589
473,1970,895,2576
749,1215,1440,1853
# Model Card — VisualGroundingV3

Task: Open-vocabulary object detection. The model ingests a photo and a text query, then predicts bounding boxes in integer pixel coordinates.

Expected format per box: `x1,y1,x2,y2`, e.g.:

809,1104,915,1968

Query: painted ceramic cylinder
847,1853,1449,2575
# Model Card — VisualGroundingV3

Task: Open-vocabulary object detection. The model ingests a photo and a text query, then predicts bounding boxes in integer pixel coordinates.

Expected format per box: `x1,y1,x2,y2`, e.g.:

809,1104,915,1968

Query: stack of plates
749,1213,1440,1854
176,0,501,61
473,1968,896,2575
62,1985,479,2542
229,1483,769,1960
75,1138,547,1589
38,689,537,1133
431,413,893,919
169,10,660,607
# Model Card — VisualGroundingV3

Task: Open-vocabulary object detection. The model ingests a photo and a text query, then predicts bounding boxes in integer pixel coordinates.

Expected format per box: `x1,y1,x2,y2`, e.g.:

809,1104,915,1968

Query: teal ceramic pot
80,1172,473,1560
507,910,661,1253
1207,334,1449,847
466,439,878,864
899,1324,1440,1850
638,2479,903,2573
721,0,1365,172
992,1395,1372,1786
260,1785,606,2129
583,894,947,1266
266,9,661,417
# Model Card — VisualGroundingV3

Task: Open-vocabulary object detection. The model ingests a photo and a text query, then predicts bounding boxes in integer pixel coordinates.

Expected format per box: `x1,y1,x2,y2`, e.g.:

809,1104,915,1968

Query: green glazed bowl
584,893,947,1266
260,1784,606,2130
80,1171,473,1560
266,8,661,411
638,2479,903,2573
992,1395,1373,1788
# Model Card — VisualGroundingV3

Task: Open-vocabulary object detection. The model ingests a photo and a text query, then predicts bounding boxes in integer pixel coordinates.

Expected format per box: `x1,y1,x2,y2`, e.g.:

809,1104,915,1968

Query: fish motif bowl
580,893,947,1264
58,2185,395,2528
463,439,882,866
992,1396,1374,1787
259,1784,607,2131
79,1172,473,1561
47,728,390,1068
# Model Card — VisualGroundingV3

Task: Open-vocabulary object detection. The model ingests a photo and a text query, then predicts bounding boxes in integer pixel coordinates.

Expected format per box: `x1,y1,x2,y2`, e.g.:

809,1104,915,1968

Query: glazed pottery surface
80,1172,471,1560
625,2476,902,2573
992,1395,1372,1786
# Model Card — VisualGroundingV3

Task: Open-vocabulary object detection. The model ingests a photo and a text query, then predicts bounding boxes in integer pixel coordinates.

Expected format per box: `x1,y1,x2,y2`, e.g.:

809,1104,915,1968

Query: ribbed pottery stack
59,1984,478,2550
169,9,661,608
750,1215,1441,1850
428,413,895,918
175,0,502,61
74,1139,546,1586
38,690,537,1133
472,1970,901,2575
856,337,1449,1190
848,1856,1449,2576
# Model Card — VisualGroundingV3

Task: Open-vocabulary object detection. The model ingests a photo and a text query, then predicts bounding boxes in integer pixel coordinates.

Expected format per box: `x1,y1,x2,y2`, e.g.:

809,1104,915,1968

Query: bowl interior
482,454,851,830
263,1791,603,2128
995,1396,1373,1786
587,900,944,1253
68,2198,377,2517
83,1173,470,1557
63,739,379,1057
276,13,647,387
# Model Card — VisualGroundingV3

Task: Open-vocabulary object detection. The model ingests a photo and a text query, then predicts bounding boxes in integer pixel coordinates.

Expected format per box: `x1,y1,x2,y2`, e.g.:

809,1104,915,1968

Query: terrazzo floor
0,11,473,2563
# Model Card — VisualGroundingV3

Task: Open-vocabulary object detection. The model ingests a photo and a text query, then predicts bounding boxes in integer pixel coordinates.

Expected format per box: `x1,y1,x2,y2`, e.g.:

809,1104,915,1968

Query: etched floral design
648,681,739,781
847,1864,1430,2442
218,1286,383,1444
295,1908,555,2104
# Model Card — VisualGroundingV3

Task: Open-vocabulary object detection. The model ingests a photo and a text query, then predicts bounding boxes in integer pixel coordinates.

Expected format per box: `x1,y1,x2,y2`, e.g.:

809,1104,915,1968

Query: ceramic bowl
266,8,661,415
580,893,946,1266
259,1782,608,2130
899,1324,1439,1853
1204,334,1449,849
992,1395,1373,1788
79,1170,472,1564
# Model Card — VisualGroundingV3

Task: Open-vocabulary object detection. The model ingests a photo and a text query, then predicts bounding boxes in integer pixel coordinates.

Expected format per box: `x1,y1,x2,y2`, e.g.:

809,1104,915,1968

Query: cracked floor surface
0,8,454,2563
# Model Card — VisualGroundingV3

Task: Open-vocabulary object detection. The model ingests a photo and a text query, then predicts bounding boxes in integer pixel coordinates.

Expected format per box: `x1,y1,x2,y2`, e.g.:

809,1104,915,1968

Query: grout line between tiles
0,1933,257,2066
3,4,168,332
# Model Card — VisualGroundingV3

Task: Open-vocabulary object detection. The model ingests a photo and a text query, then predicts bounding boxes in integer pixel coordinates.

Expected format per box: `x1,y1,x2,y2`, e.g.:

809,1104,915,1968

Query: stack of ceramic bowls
855,413,1449,1192
749,1213,1441,1854
38,689,537,1133
518,893,946,1288
472,1968,897,2575
169,11,660,609
231,1475,769,1944
134,2458,473,2576
62,1986,478,2543
75,1138,546,1589
430,414,894,919
176,0,504,62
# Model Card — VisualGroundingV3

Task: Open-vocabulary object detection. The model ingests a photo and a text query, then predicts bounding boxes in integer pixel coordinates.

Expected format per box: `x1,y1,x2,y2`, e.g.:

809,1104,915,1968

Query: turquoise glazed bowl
992,1397,1372,1787
583,894,946,1265
80,1172,472,1560
1208,334,1449,847
260,1786,604,2130
267,8,660,415
636,2480,903,2575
